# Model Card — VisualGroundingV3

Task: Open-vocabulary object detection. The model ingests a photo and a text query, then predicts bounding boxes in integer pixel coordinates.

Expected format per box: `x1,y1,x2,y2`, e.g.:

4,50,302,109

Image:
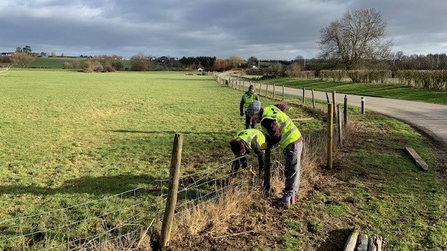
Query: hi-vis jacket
261,105,302,149
236,129,265,149
240,92,259,113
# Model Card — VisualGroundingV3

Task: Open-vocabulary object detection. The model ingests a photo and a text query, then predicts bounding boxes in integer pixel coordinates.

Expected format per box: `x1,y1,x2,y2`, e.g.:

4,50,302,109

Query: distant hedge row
317,69,446,90
319,70,391,83
394,70,447,90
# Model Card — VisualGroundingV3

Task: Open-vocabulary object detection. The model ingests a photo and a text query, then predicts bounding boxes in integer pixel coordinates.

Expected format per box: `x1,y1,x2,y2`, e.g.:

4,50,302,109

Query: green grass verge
257,78,447,105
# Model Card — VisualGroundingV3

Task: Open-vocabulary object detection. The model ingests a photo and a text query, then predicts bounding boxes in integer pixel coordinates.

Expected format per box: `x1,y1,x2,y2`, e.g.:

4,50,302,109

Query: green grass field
0,70,446,250
0,69,315,249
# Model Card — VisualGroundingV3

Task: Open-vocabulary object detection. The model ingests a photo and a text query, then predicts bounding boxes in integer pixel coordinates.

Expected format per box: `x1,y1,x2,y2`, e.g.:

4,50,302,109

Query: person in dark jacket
240,85,259,129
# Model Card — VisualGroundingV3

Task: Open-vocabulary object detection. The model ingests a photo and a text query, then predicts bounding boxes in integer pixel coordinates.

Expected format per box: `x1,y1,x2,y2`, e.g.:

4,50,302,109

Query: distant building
1,52,14,56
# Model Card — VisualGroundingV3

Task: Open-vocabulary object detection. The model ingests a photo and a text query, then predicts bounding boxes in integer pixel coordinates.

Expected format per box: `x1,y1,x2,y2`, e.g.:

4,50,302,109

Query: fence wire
0,148,285,251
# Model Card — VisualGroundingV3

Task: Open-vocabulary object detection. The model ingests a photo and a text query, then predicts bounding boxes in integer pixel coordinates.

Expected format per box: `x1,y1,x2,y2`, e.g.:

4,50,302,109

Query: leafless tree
226,56,244,69
130,52,149,71
10,52,35,68
318,8,393,70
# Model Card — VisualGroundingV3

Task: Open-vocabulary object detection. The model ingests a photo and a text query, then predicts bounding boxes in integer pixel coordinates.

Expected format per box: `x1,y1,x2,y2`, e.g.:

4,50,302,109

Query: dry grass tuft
173,186,265,237
81,230,152,251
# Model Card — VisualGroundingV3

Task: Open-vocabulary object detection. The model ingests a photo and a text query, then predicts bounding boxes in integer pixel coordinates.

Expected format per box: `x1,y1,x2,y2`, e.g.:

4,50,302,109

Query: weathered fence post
272,84,276,99
265,84,268,97
161,133,183,248
312,89,315,109
361,97,365,114
343,227,360,251
263,148,271,194
302,88,306,104
357,234,369,251
343,95,348,127
282,86,285,101
332,91,336,120
327,103,333,169
325,92,330,104
337,104,343,147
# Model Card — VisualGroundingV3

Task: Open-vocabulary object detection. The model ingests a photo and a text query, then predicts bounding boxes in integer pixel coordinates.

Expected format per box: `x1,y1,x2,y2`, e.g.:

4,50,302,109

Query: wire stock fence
0,147,284,250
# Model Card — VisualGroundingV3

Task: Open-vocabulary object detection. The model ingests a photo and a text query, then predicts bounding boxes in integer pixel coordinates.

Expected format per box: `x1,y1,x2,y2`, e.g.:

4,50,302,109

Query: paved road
247,82,447,151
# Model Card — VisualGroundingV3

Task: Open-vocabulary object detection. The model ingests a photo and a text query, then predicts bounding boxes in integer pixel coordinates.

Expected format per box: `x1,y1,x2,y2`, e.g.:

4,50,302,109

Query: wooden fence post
343,95,348,127
161,133,183,248
302,88,306,104
337,104,343,147
327,103,333,169
343,227,360,251
282,86,285,101
361,97,365,114
332,91,336,120
312,89,315,109
265,84,268,97
273,84,276,99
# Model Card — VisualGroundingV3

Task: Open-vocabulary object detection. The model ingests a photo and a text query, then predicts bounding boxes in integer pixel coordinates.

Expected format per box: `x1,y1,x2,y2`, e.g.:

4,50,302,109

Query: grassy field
0,70,446,250
0,69,317,249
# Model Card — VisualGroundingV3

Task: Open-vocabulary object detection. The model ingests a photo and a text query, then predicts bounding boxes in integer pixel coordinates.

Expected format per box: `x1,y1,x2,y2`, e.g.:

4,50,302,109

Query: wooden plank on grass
356,234,369,251
405,147,429,171
343,227,360,251
367,235,383,251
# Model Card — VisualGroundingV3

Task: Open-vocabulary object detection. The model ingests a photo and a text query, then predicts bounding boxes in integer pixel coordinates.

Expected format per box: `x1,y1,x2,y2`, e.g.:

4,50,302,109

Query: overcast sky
1,0,446,60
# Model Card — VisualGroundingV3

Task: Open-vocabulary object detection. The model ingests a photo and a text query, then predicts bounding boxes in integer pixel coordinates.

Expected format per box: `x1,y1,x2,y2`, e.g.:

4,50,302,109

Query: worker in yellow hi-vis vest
229,128,265,179
246,101,304,209
239,85,259,129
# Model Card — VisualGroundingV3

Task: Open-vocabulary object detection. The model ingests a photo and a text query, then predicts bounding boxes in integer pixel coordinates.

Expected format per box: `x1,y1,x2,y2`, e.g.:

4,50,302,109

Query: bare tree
226,56,244,69
318,8,393,70
130,52,149,71
213,58,227,71
10,52,35,68
294,55,306,69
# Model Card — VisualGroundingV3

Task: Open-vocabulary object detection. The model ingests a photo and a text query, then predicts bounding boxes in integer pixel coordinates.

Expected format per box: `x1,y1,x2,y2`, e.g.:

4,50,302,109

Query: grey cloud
0,0,446,59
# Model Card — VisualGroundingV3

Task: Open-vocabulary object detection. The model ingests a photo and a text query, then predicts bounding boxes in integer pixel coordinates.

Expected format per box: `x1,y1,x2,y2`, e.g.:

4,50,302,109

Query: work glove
248,167,257,177
240,112,244,116
260,143,268,150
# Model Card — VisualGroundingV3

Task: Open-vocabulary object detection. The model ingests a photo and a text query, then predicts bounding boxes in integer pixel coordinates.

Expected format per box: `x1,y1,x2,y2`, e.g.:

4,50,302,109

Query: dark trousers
230,156,248,178
245,114,257,129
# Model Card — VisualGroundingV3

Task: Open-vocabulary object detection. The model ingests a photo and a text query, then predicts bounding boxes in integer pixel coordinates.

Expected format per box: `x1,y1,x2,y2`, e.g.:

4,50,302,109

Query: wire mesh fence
0,148,285,250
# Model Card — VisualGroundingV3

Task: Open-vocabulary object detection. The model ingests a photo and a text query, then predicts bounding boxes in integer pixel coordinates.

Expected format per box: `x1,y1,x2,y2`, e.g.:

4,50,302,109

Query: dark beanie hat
275,103,287,112
230,139,245,155
246,100,261,116
248,85,254,90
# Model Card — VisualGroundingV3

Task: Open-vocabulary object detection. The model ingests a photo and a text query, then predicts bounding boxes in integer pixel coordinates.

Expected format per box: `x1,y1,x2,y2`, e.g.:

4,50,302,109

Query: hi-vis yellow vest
261,105,301,149
236,129,265,150
243,94,256,110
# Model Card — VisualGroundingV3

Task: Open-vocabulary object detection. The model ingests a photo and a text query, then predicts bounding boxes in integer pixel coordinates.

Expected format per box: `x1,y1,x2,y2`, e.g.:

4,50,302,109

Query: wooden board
405,147,429,171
